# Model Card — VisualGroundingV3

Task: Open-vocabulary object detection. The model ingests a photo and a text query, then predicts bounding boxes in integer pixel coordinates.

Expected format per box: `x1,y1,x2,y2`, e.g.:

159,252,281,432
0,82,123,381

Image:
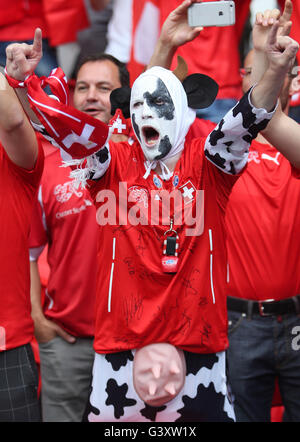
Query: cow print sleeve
31,120,111,186
204,87,277,175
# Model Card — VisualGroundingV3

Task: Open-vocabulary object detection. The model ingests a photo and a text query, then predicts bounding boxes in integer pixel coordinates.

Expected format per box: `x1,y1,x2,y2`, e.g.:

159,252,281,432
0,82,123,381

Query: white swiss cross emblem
109,109,128,135
112,115,127,134
179,181,196,205
62,124,97,150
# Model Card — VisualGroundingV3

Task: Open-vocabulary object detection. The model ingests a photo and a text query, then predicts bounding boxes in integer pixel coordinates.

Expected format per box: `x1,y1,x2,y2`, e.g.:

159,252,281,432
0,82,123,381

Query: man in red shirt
226,2,300,422
0,69,44,421
4,0,299,422
29,138,98,422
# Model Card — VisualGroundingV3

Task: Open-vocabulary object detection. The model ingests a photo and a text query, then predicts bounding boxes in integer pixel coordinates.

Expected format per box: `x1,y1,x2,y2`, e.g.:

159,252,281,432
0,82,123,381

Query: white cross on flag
179,181,196,205
62,124,98,151
25,68,109,159
109,109,130,136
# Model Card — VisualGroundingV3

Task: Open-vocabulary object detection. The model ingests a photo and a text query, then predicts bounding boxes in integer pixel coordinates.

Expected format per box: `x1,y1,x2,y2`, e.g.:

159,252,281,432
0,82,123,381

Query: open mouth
142,126,160,146
84,107,101,115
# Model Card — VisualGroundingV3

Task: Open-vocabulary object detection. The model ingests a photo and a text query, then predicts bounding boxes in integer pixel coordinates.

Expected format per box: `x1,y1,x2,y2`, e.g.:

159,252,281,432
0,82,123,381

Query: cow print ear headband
110,56,219,116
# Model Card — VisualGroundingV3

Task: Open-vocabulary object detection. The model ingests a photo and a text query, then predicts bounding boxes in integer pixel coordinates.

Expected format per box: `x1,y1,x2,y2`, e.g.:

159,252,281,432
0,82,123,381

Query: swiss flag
109,109,130,136
25,68,110,159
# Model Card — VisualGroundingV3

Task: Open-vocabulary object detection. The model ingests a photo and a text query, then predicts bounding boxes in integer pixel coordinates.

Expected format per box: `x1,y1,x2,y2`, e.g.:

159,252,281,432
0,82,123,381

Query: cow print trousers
83,350,235,422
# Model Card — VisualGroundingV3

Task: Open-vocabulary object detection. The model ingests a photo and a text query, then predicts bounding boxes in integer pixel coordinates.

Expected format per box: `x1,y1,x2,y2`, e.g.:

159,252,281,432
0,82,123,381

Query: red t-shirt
29,141,97,337
88,137,238,354
0,138,44,351
226,139,300,301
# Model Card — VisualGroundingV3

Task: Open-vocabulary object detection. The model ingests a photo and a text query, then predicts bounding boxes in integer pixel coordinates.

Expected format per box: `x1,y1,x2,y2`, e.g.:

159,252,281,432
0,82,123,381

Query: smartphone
188,1,235,27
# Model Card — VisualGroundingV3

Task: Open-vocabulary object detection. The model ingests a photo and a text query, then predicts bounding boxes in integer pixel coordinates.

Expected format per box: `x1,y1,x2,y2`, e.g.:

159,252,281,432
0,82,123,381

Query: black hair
74,53,130,88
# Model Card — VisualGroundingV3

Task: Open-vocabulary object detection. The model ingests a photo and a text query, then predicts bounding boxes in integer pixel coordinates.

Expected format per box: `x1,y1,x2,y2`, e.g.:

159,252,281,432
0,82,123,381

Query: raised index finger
32,28,43,54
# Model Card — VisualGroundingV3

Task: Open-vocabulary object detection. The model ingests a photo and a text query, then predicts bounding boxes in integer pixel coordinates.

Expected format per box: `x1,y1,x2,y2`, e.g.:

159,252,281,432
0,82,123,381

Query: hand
5,28,43,81
253,0,292,52
159,0,203,49
34,314,76,344
266,21,299,76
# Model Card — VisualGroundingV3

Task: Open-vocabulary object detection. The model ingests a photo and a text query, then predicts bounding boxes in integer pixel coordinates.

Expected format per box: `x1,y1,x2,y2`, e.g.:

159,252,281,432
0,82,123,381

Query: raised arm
251,0,293,86
147,0,203,70
204,21,298,175
250,2,300,168
5,28,43,125
251,23,298,111
5,30,110,169
0,70,38,169
262,111,300,168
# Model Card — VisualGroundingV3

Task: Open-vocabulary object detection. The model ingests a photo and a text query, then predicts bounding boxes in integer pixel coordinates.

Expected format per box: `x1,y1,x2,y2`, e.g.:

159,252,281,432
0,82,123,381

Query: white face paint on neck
130,75,177,162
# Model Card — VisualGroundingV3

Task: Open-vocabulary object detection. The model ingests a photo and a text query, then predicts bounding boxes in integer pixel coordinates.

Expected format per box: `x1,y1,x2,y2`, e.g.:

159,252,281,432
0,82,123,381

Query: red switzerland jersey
29,141,97,337
0,139,44,351
88,138,238,354
226,140,300,301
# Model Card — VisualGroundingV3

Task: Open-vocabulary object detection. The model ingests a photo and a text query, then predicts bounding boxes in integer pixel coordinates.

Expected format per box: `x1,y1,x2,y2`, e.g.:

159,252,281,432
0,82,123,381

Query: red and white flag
23,68,110,159
109,108,131,136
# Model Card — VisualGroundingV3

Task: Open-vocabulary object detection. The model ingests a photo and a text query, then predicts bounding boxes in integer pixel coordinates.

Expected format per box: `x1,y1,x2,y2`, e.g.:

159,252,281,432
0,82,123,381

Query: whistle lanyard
162,218,179,274
152,172,181,274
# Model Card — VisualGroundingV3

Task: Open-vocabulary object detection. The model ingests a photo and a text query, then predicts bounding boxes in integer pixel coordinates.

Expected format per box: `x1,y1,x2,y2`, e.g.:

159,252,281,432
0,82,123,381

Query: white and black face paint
131,76,177,162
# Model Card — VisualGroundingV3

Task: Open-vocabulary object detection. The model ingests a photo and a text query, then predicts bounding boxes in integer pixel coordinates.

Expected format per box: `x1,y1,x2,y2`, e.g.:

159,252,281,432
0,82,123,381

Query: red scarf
6,67,129,159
